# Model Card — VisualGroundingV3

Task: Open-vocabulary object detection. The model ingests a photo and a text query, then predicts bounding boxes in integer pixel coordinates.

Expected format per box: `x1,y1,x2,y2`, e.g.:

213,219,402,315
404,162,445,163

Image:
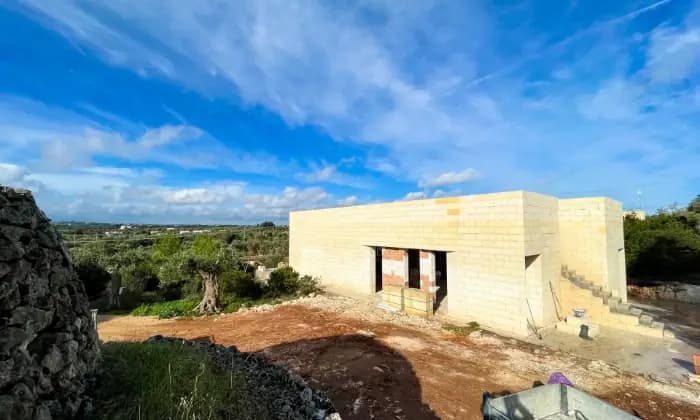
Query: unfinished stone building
290,191,670,338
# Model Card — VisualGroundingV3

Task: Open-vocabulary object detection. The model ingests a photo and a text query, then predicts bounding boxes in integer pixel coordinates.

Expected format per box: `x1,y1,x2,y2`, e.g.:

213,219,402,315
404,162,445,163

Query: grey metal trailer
483,384,639,419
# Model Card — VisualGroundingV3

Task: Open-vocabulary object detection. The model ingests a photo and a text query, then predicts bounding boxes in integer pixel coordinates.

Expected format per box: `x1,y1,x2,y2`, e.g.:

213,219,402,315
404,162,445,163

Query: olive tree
184,236,234,314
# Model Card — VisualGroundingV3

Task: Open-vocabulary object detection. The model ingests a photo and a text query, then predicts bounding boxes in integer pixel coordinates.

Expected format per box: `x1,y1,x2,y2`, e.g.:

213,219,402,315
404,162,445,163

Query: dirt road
97,297,700,419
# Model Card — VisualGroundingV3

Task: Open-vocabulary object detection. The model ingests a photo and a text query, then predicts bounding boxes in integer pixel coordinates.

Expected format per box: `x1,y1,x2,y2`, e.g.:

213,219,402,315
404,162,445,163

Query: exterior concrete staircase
559,265,672,339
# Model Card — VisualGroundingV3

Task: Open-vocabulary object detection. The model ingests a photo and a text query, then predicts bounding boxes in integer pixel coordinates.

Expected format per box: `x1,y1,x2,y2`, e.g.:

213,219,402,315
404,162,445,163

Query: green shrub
94,341,259,419
75,261,111,299
131,299,197,318
220,270,263,299
297,274,320,295
266,267,320,297
267,267,298,297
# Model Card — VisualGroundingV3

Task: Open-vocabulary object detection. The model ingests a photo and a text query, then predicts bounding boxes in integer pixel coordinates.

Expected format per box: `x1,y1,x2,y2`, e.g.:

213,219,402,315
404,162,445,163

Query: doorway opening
375,247,383,292
435,251,447,307
408,249,420,288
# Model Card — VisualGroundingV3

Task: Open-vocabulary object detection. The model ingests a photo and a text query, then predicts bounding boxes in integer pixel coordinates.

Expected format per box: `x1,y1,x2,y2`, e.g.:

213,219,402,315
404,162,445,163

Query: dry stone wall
0,187,99,420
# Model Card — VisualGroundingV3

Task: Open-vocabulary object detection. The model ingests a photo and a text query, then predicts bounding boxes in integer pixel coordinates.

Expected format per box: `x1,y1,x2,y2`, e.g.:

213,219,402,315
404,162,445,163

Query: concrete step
562,266,671,340
607,312,643,326
639,314,654,326
611,303,631,313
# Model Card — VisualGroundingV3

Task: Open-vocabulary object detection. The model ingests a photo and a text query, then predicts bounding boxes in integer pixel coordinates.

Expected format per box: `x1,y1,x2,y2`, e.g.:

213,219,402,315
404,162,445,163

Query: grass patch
95,341,261,420
131,299,198,318
443,321,480,336
131,297,289,318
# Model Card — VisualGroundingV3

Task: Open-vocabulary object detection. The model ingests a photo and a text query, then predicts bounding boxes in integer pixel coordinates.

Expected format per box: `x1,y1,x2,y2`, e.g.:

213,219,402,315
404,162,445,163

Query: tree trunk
195,272,220,314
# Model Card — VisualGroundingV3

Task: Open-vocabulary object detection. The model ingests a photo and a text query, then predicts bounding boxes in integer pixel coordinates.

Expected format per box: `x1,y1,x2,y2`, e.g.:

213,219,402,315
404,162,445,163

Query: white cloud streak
418,168,480,188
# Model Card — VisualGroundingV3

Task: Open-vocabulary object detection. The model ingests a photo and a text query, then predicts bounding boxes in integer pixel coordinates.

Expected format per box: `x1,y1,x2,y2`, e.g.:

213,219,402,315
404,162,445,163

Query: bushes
267,267,320,297
625,209,700,279
221,270,262,299
125,266,319,318
74,261,111,299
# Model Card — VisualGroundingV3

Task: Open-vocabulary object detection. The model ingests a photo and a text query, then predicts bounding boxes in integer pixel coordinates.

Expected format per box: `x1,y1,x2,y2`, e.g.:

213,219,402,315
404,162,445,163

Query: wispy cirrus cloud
4,0,700,217
418,168,480,189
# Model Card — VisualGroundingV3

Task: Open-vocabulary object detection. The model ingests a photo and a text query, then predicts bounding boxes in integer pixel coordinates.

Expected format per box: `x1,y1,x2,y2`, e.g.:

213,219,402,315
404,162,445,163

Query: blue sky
1,0,699,223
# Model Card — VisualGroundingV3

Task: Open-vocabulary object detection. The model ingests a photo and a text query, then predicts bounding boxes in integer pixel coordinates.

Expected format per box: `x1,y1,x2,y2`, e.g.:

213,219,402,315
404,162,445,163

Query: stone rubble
0,187,99,420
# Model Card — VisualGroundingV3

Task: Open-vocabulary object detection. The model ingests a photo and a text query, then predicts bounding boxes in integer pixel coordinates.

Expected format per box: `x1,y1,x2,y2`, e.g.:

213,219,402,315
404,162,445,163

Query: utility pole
636,189,642,211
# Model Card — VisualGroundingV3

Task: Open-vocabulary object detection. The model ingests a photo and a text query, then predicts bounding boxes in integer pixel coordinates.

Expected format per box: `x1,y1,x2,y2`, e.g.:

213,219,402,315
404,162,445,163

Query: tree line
69,226,313,314
624,195,700,282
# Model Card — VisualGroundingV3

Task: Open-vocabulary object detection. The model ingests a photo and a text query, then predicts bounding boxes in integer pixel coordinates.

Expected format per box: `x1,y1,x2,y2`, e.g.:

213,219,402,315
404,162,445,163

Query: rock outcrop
0,187,99,419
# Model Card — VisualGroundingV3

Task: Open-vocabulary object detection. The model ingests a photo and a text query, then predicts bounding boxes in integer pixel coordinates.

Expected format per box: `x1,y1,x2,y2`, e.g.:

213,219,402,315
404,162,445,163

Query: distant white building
623,210,646,220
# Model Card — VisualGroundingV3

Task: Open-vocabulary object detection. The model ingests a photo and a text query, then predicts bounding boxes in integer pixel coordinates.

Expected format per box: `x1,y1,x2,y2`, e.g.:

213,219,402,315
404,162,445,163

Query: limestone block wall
605,200,627,301
559,198,627,300
523,193,561,327
290,191,560,335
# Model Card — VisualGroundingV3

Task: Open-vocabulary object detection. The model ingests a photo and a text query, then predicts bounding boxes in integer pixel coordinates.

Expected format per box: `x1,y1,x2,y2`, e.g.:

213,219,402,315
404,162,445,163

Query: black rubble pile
145,335,340,420
0,187,100,420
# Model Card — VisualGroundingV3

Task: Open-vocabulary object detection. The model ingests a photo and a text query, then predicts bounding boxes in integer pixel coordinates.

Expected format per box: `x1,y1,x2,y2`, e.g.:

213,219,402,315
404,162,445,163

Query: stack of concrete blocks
374,247,434,317
290,191,563,336
381,285,404,312
403,288,433,317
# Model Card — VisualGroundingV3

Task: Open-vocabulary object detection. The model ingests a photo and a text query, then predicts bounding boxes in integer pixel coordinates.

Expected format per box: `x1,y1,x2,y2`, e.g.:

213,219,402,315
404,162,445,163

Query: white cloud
646,26,700,83
8,162,338,223
0,163,30,184
418,168,480,188
300,160,373,189
304,164,336,182
336,196,358,206
159,184,245,205
0,96,286,175
577,79,645,121
403,191,426,201
9,0,700,212
14,1,493,183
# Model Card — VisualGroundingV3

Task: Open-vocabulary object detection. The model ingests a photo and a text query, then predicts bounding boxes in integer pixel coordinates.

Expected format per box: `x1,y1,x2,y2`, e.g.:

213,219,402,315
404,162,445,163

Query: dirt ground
97,296,700,420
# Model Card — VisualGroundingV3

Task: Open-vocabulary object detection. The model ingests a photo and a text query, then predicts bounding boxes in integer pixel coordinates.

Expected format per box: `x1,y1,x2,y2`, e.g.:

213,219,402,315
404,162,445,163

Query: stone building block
403,288,433,318
382,285,404,311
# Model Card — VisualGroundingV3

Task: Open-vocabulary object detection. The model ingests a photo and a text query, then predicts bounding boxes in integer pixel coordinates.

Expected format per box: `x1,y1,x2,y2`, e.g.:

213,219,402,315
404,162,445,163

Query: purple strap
547,372,574,387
